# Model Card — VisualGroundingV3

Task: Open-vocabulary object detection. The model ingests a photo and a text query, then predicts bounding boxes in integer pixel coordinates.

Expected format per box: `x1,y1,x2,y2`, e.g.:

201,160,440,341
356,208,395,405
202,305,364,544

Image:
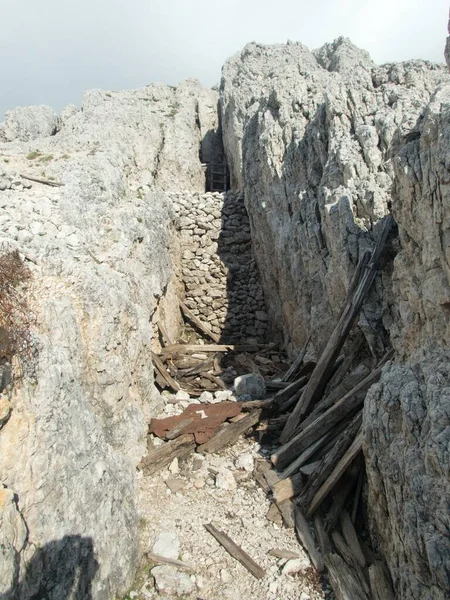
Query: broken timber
204,523,265,579
179,299,220,343
281,215,393,442
138,434,195,476
197,409,261,453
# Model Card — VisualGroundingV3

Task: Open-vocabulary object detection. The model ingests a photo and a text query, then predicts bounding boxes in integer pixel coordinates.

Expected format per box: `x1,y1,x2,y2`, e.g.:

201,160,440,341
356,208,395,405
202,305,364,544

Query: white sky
1,0,448,119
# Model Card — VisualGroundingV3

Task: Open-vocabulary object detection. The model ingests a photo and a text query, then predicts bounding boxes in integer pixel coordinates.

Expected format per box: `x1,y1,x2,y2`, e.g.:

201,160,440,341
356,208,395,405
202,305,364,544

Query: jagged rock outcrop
364,85,450,599
0,105,60,142
0,79,217,599
220,38,450,598
220,37,447,354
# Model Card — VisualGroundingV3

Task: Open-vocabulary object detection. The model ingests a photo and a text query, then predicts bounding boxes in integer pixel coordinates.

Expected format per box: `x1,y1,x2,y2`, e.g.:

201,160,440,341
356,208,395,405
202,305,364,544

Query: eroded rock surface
220,37,448,354
221,38,450,599
0,79,216,599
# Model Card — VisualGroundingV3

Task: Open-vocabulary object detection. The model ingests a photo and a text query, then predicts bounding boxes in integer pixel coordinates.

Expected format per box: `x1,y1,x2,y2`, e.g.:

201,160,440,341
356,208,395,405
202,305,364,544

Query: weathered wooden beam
197,409,261,453
138,434,195,476
307,431,363,517
160,343,274,355
151,351,181,392
179,300,220,343
294,507,324,572
297,412,362,511
272,360,387,470
281,216,393,442
282,333,311,382
147,552,194,572
368,562,395,600
325,553,371,600
204,523,265,579
272,473,304,503
340,510,366,568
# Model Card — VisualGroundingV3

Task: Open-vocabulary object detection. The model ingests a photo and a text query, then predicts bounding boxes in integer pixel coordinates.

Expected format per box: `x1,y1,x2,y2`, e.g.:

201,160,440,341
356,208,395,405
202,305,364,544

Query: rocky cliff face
220,38,450,598
0,80,217,599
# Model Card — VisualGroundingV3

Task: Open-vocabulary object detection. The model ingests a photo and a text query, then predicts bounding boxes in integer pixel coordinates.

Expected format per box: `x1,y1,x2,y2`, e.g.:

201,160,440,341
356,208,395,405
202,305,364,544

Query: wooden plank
282,333,311,382
272,376,309,413
277,499,295,528
147,552,194,572
279,434,329,479
179,300,220,343
297,412,362,511
368,562,395,600
281,216,393,442
151,351,181,392
324,464,359,532
294,507,324,572
197,409,261,453
158,322,173,346
272,473,304,503
268,548,301,560
314,514,332,556
351,460,364,523
272,361,387,470
307,431,363,517
160,343,275,355
204,523,265,579
325,553,370,600
165,417,195,440
340,511,366,568
331,531,371,595
20,172,65,187
138,434,195,476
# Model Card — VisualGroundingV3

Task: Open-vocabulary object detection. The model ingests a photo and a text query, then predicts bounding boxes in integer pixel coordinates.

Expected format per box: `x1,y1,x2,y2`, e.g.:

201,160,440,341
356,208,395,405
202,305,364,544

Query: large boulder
2,105,60,142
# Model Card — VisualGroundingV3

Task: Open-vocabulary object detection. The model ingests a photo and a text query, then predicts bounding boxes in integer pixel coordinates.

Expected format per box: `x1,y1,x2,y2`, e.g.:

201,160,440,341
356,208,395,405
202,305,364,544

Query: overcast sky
1,0,448,119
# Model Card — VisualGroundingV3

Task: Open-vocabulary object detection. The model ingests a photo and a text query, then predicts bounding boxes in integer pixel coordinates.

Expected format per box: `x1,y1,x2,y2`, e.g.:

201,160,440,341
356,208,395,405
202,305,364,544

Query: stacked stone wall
168,190,268,342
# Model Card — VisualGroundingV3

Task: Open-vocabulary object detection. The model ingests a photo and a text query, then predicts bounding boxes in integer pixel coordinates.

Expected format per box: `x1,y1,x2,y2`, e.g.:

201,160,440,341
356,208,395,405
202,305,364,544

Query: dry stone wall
169,190,268,342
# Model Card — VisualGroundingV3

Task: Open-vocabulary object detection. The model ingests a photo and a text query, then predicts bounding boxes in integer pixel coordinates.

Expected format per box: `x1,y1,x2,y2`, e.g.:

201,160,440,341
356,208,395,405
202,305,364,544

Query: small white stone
220,569,233,583
199,391,214,403
215,467,237,491
152,531,180,560
152,565,196,596
168,458,179,474
269,581,278,593
282,557,310,575
175,390,191,402
300,592,311,600
235,453,254,472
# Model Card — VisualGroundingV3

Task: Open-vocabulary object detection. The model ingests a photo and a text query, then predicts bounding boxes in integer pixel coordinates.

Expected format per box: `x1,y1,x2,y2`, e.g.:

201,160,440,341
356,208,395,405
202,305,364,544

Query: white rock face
221,37,448,355
221,38,450,599
1,105,60,141
364,86,450,600
0,79,218,599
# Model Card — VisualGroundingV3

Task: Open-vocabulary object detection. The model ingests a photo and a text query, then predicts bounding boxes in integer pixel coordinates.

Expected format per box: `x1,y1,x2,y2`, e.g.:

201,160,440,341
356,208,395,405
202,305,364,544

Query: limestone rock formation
0,105,60,142
220,37,448,354
220,38,450,599
364,85,450,599
0,79,216,599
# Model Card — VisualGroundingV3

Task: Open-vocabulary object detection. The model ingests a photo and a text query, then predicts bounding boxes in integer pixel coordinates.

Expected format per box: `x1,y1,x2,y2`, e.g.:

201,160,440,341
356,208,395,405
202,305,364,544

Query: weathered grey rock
215,467,237,491
234,373,266,399
152,531,180,560
0,79,215,600
151,565,196,596
221,38,450,599
364,85,450,600
220,37,448,355
2,105,60,141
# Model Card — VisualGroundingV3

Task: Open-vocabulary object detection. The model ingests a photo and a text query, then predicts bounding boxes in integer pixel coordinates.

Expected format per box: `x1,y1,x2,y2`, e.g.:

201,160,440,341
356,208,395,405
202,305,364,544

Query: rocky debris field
132,399,332,600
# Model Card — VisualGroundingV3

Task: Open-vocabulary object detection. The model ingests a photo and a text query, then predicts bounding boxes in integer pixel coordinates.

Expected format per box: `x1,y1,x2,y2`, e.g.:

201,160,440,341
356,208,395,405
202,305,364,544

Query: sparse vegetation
27,151,42,160
39,154,54,163
61,154,70,160
0,250,34,360
3,158,9,163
